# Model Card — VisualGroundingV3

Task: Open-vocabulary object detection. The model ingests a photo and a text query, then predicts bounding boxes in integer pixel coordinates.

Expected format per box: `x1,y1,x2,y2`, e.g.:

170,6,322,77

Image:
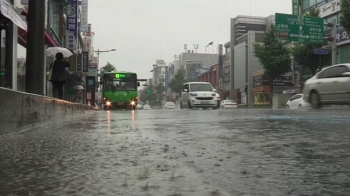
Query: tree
340,0,350,32
101,62,116,72
291,7,331,76
168,70,187,94
253,24,291,106
139,83,157,104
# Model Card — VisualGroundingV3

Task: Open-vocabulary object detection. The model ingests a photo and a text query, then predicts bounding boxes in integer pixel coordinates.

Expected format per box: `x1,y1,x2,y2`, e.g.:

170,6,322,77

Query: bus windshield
104,73,137,91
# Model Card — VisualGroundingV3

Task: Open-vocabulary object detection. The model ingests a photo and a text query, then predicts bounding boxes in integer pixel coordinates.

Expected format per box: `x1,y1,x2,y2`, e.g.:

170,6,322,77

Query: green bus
102,71,141,110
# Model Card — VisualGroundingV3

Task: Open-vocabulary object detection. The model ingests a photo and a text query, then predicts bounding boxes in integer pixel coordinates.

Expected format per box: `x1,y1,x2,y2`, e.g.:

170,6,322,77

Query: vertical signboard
65,0,77,49
82,51,89,72
80,0,88,32
88,63,97,77
292,0,299,15
165,66,169,89
76,54,82,72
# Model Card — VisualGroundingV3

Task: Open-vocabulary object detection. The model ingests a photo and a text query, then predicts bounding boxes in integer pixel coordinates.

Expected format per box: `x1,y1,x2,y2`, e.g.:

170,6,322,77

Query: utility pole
331,19,337,65
325,19,337,65
25,0,45,95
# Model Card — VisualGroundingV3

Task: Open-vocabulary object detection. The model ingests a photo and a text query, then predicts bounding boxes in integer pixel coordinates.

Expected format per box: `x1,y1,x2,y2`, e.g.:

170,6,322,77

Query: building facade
0,0,88,102
197,63,219,91
301,0,350,64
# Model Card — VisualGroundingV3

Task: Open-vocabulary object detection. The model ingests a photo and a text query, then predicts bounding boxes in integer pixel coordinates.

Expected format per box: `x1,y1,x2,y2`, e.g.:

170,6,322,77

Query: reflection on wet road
1,108,350,195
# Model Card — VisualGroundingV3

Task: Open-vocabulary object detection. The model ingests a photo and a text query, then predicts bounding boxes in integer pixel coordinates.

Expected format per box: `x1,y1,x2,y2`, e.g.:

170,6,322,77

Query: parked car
143,104,151,110
180,82,217,109
303,63,350,109
286,94,310,109
220,100,238,109
163,102,176,109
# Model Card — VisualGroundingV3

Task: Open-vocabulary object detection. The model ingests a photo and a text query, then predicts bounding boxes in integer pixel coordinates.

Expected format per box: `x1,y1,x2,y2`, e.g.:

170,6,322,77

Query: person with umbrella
49,52,70,99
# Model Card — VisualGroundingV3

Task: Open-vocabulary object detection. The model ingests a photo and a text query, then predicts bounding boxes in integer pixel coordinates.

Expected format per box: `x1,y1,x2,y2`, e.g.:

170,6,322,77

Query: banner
80,0,88,32
65,0,77,49
82,51,89,72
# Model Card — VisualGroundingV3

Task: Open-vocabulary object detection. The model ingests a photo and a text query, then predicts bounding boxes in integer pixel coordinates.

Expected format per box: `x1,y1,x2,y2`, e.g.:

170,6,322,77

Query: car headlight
190,93,197,96
212,93,216,96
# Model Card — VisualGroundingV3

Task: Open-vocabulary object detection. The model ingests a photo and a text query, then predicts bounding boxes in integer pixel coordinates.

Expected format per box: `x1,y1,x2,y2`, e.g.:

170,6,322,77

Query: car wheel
180,102,183,109
221,106,224,109
286,105,289,109
310,91,321,109
298,104,302,109
187,101,193,109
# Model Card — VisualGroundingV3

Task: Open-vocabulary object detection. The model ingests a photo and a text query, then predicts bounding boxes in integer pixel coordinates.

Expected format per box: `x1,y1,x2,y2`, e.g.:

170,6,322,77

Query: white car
180,82,217,109
303,63,350,109
220,100,238,109
143,104,151,110
286,94,310,109
136,104,143,109
163,102,176,109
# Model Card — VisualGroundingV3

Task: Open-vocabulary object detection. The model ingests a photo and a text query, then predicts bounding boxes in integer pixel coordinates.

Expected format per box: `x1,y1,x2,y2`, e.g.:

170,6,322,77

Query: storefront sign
292,0,299,15
65,0,77,50
80,0,88,32
77,54,82,72
326,26,350,44
318,0,340,18
82,51,89,72
88,63,97,77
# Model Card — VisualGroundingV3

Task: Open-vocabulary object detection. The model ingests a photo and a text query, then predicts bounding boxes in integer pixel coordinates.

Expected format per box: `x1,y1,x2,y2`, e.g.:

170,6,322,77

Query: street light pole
94,49,116,91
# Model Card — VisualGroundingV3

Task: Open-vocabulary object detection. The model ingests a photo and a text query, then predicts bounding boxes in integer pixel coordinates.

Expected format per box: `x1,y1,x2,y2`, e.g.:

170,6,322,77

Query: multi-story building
196,63,219,91
221,41,231,99
178,52,219,82
230,15,294,108
150,59,167,88
0,0,88,101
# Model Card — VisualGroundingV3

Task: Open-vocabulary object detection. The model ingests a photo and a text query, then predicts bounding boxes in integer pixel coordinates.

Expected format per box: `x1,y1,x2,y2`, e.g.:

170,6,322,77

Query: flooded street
1,108,350,196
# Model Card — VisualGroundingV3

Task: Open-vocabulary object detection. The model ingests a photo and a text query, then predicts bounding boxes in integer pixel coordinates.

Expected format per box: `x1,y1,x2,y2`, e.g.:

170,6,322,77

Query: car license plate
200,101,210,104
118,102,124,105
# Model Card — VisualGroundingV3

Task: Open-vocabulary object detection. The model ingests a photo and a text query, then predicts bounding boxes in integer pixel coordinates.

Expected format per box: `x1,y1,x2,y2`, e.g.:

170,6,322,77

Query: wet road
1,108,350,196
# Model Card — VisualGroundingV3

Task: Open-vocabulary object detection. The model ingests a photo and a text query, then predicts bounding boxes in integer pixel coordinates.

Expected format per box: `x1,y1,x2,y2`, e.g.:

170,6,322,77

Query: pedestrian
49,52,70,99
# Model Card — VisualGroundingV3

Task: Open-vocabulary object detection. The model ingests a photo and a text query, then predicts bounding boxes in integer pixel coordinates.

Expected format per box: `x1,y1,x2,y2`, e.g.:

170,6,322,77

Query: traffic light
147,90,151,93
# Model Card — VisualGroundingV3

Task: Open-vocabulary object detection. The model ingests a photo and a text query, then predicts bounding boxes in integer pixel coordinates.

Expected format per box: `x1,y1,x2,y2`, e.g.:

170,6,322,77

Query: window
189,83,213,92
182,84,189,92
318,66,349,78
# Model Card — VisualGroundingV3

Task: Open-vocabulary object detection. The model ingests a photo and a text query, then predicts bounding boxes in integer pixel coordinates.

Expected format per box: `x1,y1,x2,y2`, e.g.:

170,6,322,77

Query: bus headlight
130,101,135,105
106,101,111,106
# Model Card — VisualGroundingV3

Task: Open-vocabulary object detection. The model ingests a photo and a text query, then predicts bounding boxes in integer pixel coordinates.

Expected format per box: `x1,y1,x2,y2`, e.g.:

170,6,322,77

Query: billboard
82,51,89,72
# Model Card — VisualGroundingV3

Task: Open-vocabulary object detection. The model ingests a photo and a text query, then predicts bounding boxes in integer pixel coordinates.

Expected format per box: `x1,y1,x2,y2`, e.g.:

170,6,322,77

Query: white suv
180,82,217,109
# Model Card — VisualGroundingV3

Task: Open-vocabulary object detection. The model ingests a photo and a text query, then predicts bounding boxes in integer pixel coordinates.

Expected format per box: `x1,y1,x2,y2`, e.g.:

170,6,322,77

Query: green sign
115,73,126,78
275,13,325,43
292,0,299,15
0,71,4,76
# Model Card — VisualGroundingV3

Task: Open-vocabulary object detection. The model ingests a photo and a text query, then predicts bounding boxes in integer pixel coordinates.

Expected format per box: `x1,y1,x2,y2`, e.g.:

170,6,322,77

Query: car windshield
190,84,213,92
166,102,175,105
225,100,236,104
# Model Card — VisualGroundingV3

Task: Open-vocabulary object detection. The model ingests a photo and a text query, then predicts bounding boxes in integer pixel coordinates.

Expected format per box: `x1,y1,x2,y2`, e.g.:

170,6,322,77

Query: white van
180,82,217,109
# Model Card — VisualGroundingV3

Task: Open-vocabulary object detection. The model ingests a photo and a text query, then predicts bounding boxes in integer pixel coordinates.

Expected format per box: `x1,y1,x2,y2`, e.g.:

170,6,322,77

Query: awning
18,28,59,47
0,0,27,31
19,10,59,47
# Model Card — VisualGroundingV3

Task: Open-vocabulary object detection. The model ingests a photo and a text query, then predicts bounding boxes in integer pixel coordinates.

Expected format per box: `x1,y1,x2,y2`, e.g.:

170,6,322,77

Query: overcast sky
89,0,292,80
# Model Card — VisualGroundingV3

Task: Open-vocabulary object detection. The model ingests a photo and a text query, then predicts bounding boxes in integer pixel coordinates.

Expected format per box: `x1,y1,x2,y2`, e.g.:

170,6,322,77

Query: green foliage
168,71,187,94
340,0,350,32
102,62,116,72
253,24,291,81
291,8,331,75
139,82,157,103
